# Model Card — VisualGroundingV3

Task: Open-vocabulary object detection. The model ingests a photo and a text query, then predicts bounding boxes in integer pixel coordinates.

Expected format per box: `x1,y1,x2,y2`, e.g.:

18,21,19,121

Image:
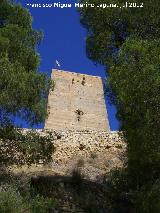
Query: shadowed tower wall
45,69,110,131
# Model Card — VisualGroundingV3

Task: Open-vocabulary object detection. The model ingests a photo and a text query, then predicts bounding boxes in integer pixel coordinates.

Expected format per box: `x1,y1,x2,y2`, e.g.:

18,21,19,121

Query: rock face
45,69,110,131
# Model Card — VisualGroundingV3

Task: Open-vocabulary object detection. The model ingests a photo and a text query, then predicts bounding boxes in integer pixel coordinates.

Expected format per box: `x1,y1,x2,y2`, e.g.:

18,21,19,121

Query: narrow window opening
82,76,86,85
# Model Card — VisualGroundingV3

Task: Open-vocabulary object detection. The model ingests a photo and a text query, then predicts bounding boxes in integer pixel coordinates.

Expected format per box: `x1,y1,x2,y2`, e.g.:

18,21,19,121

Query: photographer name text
26,2,144,9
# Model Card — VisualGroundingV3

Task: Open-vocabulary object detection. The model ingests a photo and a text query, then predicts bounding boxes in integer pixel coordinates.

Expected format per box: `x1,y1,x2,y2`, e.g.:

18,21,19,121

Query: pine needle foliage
0,0,51,127
79,0,160,211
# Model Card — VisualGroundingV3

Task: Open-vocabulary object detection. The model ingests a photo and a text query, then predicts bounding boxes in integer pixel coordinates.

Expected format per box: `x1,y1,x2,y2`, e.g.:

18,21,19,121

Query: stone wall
45,70,110,131
9,129,126,182
47,130,126,181
51,130,126,164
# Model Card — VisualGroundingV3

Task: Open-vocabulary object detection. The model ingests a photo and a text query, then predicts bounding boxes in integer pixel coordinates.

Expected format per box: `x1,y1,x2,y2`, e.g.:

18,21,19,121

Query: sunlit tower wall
45,69,110,131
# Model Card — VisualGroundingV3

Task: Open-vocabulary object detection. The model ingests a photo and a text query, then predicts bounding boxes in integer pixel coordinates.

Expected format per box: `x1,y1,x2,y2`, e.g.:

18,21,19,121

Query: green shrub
0,184,55,213
106,170,160,213
0,185,28,213
134,179,160,213
0,127,54,166
30,194,55,213
106,169,133,213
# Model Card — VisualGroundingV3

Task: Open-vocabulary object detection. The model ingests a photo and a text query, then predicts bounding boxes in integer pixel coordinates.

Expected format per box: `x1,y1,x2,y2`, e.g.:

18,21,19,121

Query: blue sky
17,0,119,130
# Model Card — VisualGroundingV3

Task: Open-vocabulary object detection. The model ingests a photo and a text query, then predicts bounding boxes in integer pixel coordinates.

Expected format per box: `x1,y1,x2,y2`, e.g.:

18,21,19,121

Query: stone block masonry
45,69,110,131
7,69,126,183
41,130,126,181
8,129,126,182
18,70,125,181
51,130,126,165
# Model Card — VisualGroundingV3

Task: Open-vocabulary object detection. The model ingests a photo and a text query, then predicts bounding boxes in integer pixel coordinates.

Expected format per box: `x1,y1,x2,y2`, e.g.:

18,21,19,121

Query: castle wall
51,130,126,165
9,130,126,182
45,69,110,131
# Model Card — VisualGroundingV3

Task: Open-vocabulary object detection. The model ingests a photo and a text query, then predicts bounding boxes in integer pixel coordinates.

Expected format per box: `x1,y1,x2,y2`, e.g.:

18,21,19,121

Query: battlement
45,69,110,131
51,69,102,79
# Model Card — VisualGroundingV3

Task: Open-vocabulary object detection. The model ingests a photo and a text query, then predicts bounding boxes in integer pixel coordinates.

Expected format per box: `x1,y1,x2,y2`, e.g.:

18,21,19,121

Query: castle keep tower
45,69,110,131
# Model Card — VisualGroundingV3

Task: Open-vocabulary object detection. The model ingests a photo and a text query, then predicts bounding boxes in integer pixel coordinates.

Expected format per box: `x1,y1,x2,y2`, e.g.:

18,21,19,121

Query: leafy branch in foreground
0,0,52,127
0,125,54,166
79,0,160,211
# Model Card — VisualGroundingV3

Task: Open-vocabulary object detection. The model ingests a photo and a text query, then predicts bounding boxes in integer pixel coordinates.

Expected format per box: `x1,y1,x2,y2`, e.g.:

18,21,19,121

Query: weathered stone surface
8,70,126,182
9,130,126,182
45,69,110,131
50,130,126,166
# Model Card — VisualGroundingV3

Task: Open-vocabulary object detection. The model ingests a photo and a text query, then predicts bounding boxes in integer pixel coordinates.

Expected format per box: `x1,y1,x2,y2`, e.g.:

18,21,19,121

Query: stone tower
45,69,110,131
